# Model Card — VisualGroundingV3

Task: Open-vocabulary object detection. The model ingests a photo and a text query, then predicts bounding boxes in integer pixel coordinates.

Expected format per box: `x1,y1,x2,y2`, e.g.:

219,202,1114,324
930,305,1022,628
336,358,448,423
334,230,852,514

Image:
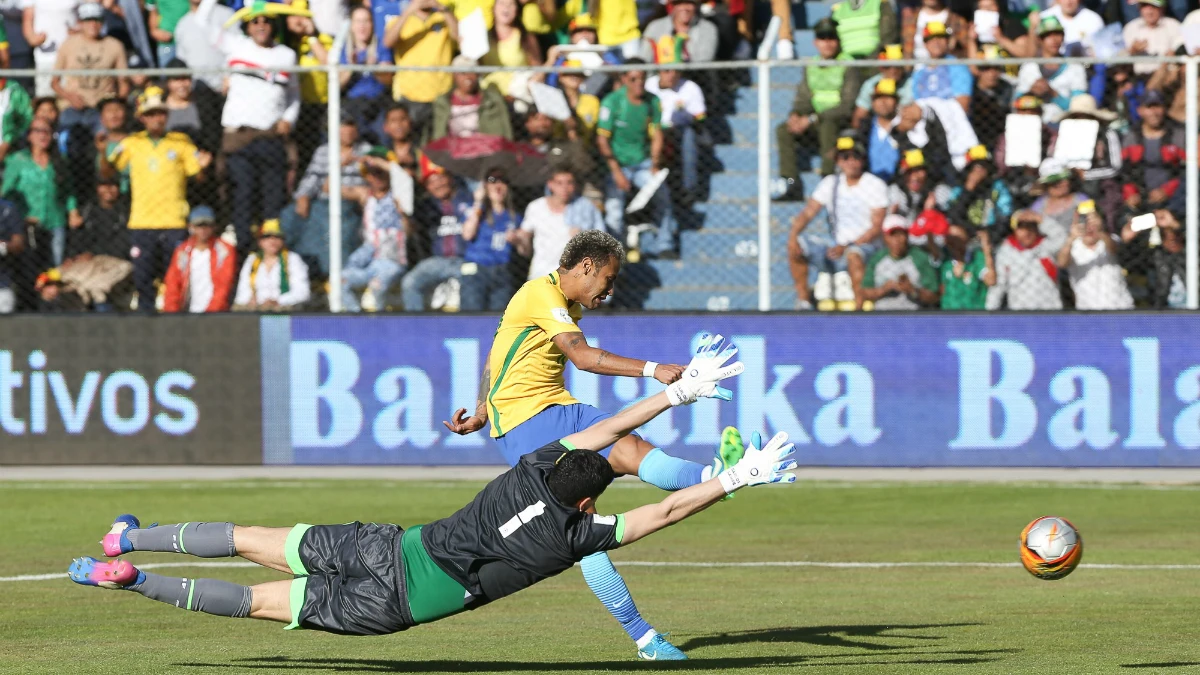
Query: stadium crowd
0,0,1191,312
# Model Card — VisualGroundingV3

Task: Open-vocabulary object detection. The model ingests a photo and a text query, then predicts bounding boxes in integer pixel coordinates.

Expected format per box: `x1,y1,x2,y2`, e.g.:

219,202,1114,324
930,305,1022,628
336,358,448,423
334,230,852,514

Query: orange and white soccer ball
1019,516,1082,580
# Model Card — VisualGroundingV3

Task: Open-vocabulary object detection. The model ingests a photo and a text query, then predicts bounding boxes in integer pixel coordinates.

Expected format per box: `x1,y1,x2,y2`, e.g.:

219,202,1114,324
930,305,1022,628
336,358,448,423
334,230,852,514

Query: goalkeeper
443,230,741,660
69,338,797,639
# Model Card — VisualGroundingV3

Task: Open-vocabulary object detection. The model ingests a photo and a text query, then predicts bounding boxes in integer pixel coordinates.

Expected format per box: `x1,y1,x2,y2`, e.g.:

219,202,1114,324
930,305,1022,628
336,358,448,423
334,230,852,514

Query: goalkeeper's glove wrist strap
717,468,743,494
666,382,692,407
642,361,658,378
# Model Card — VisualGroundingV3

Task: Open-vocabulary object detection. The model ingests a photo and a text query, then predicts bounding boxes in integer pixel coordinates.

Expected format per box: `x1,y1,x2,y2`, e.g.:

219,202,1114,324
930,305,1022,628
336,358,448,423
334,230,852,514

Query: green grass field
4,479,1200,674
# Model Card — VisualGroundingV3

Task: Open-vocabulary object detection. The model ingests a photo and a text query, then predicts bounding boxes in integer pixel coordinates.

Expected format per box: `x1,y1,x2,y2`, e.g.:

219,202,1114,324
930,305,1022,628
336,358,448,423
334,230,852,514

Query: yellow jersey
487,271,583,437
108,131,202,230
390,13,454,103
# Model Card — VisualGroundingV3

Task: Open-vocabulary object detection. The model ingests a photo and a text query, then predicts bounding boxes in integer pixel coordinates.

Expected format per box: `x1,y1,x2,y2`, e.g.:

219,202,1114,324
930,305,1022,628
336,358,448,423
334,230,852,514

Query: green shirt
0,79,32,146
147,0,191,36
939,251,989,310
597,88,661,168
1,150,76,230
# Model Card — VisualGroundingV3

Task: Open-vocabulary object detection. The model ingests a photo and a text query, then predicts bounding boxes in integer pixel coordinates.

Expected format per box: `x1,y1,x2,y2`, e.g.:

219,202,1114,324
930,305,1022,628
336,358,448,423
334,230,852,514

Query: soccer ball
1019,516,1082,580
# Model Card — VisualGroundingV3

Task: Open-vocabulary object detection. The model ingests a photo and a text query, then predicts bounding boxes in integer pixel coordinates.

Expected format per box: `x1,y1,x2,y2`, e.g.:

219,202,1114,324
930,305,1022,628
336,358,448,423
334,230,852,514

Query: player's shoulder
518,439,572,472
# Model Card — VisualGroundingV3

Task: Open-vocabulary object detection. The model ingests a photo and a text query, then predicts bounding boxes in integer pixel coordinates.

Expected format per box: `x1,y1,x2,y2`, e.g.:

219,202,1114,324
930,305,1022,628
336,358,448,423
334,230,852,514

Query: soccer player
69,341,798,639
442,230,739,660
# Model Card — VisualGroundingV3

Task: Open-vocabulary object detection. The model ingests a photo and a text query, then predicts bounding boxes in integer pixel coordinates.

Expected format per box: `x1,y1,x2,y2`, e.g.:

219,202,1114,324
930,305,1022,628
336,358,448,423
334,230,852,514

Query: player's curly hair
546,450,615,506
558,230,625,271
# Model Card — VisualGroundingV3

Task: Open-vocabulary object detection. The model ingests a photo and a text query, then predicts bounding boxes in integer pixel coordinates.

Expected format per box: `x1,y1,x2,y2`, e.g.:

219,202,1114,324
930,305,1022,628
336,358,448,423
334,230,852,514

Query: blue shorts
496,403,614,467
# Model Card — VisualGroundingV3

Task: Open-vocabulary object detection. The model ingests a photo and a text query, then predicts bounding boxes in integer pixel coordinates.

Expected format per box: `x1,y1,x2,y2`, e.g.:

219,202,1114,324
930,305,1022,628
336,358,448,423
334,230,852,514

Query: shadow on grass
677,623,984,652
176,653,1008,672
1122,663,1200,669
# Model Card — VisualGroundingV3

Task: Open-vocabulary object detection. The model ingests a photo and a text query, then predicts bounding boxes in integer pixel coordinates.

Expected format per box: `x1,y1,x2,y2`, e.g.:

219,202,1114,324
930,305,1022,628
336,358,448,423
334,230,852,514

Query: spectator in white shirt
514,169,605,280
986,211,1064,310
788,135,888,310
1055,200,1133,310
1016,16,1088,123
173,0,239,92
21,0,80,97
646,63,706,194
196,0,302,255
1123,0,1183,76
1041,0,1105,55
233,219,311,311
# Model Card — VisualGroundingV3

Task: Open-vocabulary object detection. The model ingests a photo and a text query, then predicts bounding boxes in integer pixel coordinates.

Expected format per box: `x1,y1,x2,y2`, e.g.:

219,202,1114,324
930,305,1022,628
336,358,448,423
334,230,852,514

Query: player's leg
609,426,745,492
101,514,297,574
68,556,261,622
579,551,686,660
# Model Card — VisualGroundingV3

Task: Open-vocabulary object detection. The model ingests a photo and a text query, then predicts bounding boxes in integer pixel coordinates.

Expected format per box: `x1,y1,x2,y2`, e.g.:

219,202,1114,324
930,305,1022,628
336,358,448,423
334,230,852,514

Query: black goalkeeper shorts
283,522,415,636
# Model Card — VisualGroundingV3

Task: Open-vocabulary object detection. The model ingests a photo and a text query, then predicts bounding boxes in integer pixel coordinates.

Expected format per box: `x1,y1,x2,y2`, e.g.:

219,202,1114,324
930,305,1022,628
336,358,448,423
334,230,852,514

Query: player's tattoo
594,350,613,369
475,366,491,419
566,334,584,349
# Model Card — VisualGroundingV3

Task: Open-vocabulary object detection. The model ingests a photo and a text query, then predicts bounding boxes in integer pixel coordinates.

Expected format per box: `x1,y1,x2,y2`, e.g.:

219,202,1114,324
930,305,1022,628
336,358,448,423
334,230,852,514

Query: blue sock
637,448,706,491
580,552,654,644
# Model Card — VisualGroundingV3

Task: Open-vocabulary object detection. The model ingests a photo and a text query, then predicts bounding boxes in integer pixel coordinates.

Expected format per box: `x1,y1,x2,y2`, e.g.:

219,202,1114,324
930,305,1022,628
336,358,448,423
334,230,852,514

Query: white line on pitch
9,560,1200,583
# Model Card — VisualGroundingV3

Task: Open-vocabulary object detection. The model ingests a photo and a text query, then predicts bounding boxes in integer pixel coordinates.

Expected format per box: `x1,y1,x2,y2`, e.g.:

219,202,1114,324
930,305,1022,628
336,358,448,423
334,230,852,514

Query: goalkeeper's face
579,259,620,309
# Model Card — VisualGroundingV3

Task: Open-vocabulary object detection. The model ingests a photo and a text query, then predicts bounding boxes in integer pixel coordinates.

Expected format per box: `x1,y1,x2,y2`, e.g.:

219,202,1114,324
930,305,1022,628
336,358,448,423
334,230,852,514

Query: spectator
384,0,458,133
891,103,954,185
514,168,605,280
173,0,238,92
293,117,372,220
162,205,236,313
371,0,405,59
402,169,472,311
1015,17,1086,124
34,267,74,312
964,0,1034,65
523,107,595,184
0,197,25,313
2,120,78,268
1030,159,1086,251
830,0,899,59
51,2,128,133
787,135,887,310
904,0,966,59
341,156,411,312
93,97,132,192
545,14,622,98
460,168,519,311
646,46,707,195
1138,209,1185,309
774,17,860,198
1055,199,1133,310
856,77,902,182
554,59,602,143
1060,95,1123,227
946,145,1012,236
102,87,212,313
639,0,718,63
21,0,81,97
0,8,12,69
909,22,971,113
597,61,677,258
1120,90,1185,217
1123,0,1182,77
286,2,334,173
995,95,1054,208
340,5,394,133
888,149,951,221
939,224,996,310
592,0,641,57
861,215,939,310
148,0,189,65
0,71,32,164
382,103,419,176
969,46,1013,151
233,218,311,311
852,44,911,128
986,211,1063,310
60,177,133,311
199,0,302,255
1146,57,1193,125
426,56,514,142
1041,0,1104,55
481,0,543,101
162,59,223,155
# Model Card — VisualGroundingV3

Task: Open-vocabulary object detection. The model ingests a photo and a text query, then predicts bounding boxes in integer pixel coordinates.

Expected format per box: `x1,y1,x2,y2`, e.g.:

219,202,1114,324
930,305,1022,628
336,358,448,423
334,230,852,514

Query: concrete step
710,170,822,198
644,288,797,311
733,85,797,113
649,258,793,287
712,143,823,174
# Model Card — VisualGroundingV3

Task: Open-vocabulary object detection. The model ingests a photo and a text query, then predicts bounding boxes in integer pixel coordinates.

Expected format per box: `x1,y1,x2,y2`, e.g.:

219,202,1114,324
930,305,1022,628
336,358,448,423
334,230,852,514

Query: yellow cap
1077,200,1096,215
883,44,903,60
923,21,948,38
902,148,925,169
259,219,284,238
966,144,990,162
874,78,897,97
836,136,855,151
137,86,168,115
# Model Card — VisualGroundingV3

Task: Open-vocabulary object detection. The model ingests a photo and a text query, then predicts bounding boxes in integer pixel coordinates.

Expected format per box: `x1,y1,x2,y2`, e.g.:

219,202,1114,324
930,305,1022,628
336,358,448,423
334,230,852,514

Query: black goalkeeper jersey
420,441,623,605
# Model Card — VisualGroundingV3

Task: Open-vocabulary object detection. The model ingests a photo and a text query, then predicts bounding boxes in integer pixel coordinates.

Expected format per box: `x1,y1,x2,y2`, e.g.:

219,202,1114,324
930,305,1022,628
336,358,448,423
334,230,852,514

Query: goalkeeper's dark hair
559,230,625,271
546,450,615,506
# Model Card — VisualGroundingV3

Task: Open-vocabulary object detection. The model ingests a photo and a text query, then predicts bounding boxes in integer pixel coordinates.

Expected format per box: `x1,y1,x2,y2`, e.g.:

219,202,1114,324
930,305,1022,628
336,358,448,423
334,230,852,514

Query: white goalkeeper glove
717,431,798,494
665,333,744,407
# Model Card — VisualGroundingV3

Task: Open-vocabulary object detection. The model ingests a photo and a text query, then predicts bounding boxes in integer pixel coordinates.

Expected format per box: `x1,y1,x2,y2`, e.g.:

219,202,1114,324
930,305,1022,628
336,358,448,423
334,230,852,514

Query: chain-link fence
3,50,1196,314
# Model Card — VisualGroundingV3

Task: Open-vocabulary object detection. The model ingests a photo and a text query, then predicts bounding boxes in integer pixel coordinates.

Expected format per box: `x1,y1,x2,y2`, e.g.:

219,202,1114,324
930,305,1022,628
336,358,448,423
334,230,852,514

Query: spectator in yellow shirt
101,88,212,313
385,0,459,133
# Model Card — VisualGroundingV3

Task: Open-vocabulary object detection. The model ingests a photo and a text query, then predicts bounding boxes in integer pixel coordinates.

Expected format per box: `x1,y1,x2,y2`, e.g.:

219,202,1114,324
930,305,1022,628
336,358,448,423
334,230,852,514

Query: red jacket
163,237,237,313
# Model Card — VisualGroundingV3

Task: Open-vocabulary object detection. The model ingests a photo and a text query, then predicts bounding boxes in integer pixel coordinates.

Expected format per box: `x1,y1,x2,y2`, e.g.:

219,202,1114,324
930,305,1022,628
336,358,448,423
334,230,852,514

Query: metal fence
4,48,1197,314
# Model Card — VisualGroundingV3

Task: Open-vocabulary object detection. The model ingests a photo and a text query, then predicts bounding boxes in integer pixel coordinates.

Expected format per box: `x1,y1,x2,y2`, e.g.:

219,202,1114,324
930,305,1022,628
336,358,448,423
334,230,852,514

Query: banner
0,317,263,464
261,314,1200,467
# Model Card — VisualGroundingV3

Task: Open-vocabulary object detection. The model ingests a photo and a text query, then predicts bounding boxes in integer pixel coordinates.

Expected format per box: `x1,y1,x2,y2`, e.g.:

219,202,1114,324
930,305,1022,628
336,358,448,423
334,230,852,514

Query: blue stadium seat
803,1,832,26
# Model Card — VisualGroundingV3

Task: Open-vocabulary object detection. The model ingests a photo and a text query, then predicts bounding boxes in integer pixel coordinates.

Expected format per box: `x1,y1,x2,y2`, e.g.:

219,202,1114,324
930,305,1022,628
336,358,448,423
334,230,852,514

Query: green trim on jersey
285,576,308,630
614,514,626,544
284,524,314,576
401,525,470,624
560,438,577,451
488,326,537,436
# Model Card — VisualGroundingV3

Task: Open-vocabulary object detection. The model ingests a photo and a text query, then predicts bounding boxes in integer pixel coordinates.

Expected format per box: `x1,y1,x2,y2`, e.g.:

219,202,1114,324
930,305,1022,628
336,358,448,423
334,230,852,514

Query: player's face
582,259,620,308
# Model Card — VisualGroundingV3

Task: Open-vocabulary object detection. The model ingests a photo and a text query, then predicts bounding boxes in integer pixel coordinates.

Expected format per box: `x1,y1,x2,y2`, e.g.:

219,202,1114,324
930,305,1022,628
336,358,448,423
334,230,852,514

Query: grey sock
128,573,253,618
127,522,236,558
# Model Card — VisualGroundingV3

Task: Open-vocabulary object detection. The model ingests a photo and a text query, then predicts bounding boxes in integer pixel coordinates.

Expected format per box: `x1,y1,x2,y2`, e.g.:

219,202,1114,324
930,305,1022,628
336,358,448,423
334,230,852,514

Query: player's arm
443,363,490,435
552,332,683,385
618,432,797,546
563,334,742,452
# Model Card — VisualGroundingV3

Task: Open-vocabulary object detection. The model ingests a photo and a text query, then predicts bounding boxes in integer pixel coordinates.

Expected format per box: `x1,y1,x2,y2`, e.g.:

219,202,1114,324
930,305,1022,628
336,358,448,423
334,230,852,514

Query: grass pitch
4,479,1200,674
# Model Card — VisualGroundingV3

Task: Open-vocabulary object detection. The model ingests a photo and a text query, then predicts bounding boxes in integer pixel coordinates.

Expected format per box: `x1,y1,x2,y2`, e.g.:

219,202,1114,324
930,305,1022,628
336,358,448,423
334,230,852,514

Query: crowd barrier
3,314,1200,466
